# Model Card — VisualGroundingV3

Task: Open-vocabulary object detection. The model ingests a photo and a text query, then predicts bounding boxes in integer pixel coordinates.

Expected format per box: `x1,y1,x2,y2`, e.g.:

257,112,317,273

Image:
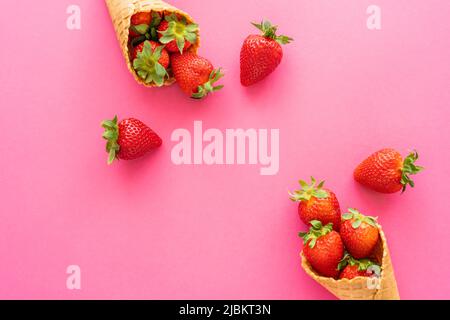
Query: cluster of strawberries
128,11,223,99
291,149,423,279
102,16,293,164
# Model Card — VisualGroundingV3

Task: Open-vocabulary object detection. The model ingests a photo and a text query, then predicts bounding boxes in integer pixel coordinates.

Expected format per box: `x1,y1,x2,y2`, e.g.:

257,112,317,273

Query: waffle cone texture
301,226,400,300
105,0,200,87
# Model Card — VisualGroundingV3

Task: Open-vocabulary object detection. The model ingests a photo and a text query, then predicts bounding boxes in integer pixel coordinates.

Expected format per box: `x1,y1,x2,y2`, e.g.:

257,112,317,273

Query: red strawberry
101,116,162,164
354,148,423,193
300,220,344,278
240,20,293,86
171,53,224,99
158,14,198,54
289,177,341,231
132,41,169,86
129,12,152,38
338,253,381,280
129,12,162,46
340,209,379,259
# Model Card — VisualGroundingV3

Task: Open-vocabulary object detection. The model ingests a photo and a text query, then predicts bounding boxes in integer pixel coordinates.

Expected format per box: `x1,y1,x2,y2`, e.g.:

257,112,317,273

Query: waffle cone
105,0,200,87
301,226,400,300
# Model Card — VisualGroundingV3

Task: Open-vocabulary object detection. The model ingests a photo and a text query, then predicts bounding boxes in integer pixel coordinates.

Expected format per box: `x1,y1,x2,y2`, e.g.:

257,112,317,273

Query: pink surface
1,0,450,299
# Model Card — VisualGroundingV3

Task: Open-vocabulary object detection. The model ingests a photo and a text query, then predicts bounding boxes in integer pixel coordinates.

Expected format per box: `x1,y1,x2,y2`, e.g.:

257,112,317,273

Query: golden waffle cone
105,0,200,87
301,226,400,300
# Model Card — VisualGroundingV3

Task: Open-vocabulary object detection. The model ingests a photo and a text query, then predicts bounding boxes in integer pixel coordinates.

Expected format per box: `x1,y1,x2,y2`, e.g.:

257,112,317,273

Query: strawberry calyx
191,68,224,99
342,208,378,229
101,115,120,165
158,14,198,54
132,41,168,86
251,20,293,45
130,12,162,46
337,253,381,276
289,177,329,202
400,150,424,193
299,220,334,249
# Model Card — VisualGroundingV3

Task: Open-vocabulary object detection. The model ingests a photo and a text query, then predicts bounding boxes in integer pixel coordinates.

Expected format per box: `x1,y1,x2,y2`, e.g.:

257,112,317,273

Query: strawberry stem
400,150,424,193
132,41,168,86
289,177,329,202
342,208,378,229
192,68,224,99
252,20,293,45
299,220,334,248
337,252,380,274
158,13,198,54
101,116,120,165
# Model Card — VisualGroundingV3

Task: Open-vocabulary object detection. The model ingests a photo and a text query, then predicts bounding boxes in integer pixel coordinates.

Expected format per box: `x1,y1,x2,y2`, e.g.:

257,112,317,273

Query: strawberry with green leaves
101,116,162,164
300,220,344,278
129,11,162,43
171,53,224,99
129,12,152,39
158,13,198,54
289,177,341,231
354,148,423,194
337,253,381,280
240,20,293,86
132,40,169,86
340,209,379,259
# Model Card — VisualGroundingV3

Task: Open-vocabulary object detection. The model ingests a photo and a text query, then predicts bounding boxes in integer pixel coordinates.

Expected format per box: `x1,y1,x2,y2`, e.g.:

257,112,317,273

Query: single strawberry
129,12,152,38
240,20,293,86
289,177,341,231
171,53,224,99
132,40,169,86
340,209,379,259
101,116,162,164
337,253,381,280
354,148,423,193
129,12,162,46
300,220,344,278
158,14,198,54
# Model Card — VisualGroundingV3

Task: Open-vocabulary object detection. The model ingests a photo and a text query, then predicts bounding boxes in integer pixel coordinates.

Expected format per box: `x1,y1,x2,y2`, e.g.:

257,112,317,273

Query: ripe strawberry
158,14,198,54
337,253,381,280
354,148,423,193
129,12,162,45
129,12,152,38
240,20,293,86
132,40,169,86
171,53,224,99
101,116,162,164
340,209,379,259
300,220,344,278
289,177,341,231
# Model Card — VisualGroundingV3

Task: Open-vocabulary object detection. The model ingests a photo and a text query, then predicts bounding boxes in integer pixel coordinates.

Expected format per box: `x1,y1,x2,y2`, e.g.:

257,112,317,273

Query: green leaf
313,189,329,199
352,219,362,229
134,24,149,35
149,12,162,28
400,150,423,193
342,213,353,220
310,220,322,229
365,217,378,227
185,32,197,44
176,36,186,54
299,180,308,188
102,115,120,165
186,23,198,32
108,148,116,165
276,35,294,45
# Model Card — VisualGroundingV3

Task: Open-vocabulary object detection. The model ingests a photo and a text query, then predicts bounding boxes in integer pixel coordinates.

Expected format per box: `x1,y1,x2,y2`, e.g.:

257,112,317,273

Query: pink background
1,0,449,299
